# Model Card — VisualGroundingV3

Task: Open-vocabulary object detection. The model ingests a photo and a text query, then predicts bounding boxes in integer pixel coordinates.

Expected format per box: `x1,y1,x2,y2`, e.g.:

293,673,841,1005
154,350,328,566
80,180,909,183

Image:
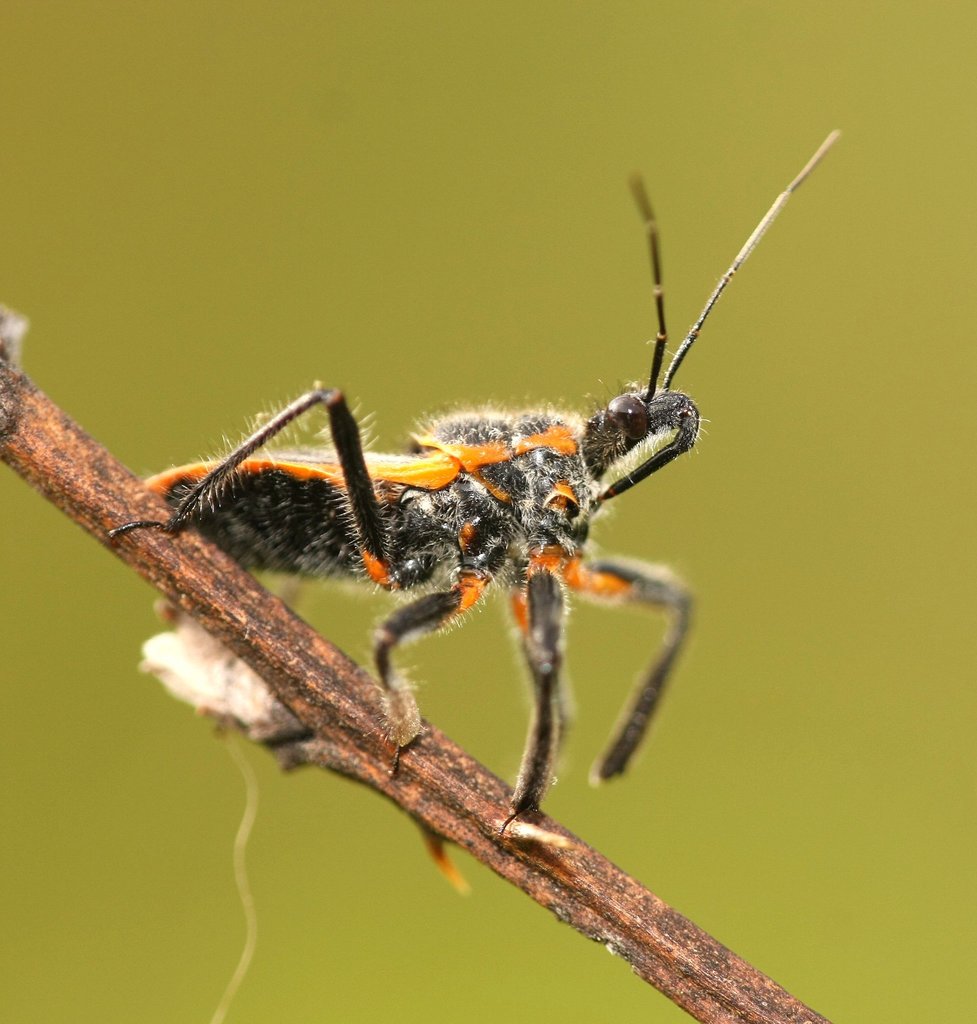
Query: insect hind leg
110,389,393,576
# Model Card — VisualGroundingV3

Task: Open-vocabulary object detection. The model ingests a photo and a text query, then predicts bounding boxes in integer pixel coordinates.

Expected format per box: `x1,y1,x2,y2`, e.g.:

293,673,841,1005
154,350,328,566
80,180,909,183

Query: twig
0,343,832,1024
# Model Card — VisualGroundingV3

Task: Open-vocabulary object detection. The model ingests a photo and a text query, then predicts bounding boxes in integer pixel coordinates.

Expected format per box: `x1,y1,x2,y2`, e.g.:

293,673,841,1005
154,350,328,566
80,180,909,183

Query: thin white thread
209,737,259,1024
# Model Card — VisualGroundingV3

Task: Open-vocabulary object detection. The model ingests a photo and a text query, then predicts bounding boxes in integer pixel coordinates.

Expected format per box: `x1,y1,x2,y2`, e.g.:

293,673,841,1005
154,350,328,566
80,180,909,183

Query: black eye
606,394,648,440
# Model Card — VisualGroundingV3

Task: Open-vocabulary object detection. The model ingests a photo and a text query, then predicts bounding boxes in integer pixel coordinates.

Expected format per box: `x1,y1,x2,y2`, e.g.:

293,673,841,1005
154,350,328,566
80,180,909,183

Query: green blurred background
2,4,974,1022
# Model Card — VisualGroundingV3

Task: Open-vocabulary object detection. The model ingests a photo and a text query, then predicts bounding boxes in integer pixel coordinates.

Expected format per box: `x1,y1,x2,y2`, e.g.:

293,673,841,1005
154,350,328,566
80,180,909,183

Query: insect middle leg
373,571,490,756
564,558,691,783
110,389,392,576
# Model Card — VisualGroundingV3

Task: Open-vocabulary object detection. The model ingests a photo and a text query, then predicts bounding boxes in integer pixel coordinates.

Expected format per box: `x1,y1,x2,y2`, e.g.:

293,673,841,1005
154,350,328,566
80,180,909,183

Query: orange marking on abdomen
146,462,213,494
146,458,347,494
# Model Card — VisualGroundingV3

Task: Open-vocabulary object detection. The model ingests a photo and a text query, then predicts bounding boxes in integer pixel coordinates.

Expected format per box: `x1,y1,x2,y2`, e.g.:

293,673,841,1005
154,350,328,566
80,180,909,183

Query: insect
111,132,838,829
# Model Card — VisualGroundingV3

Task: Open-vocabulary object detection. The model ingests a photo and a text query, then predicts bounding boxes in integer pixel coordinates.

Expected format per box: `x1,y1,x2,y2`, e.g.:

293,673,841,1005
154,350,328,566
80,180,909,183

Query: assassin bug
111,132,838,827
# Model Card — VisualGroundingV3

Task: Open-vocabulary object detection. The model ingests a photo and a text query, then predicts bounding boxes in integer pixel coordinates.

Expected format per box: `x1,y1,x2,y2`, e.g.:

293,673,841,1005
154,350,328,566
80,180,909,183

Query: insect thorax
400,410,594,577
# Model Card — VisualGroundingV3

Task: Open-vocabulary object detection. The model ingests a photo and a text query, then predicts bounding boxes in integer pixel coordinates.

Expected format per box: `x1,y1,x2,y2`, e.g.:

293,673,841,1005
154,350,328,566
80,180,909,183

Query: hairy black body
111,134,837,825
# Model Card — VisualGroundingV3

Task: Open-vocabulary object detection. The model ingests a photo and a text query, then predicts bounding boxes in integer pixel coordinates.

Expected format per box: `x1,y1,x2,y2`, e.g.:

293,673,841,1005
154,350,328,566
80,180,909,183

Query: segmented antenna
662,130,840,390
629,174,668,398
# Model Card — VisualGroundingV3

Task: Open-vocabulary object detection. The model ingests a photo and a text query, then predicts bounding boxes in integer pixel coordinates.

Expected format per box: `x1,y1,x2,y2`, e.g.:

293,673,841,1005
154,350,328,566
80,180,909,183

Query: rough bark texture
0,342,832,1024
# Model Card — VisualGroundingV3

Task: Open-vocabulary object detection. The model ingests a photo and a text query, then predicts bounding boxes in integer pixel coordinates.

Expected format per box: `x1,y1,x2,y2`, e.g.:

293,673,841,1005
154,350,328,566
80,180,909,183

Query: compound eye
606,394,649,441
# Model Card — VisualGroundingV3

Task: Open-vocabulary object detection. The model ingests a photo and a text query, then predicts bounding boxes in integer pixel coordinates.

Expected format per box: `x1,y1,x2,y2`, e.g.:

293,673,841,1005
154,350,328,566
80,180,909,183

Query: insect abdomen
157,467,361,577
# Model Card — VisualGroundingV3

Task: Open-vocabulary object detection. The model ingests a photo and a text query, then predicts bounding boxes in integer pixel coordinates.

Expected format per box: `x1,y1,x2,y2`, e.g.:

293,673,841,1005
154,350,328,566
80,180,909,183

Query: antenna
629,174,668,398
662,130,840,390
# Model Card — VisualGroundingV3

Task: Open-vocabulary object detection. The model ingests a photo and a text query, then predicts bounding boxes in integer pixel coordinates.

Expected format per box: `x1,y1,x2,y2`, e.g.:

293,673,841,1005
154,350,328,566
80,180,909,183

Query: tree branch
0,329,832,1024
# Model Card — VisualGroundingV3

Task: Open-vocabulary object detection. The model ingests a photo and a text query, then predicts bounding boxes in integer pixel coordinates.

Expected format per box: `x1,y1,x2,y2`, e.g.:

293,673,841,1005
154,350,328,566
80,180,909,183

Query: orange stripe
510,589,529,633
416,423,579,473
147,452,462,494
528,545,570,576
514,424,578,456
457,572,488,612
146,458,347,493
241,458,346,484
544,480,579,511
149,425,577,499
361,549,393,587
365,453,461,489
459,522,477,551
468,470,511,503
147,462,213,494
413,434,511,471
563,558,632,598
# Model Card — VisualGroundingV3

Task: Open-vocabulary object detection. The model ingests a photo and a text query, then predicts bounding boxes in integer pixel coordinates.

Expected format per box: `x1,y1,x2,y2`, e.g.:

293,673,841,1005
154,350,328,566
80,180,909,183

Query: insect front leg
564,558,691,783
373,571,490,758
505,566,566,827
